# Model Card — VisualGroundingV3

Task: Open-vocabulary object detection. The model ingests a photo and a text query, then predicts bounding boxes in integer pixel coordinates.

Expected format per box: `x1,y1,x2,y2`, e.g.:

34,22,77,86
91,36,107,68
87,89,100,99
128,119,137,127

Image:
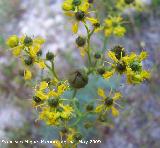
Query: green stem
45,62,59,80
72,89,77,99
102,37,108,54
101,36,108,64
51,61,59,80
83,22,93,67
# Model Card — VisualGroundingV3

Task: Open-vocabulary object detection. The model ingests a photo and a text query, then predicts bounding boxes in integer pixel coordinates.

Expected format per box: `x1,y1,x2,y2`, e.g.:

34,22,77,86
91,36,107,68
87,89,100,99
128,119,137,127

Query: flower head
95,88,122,117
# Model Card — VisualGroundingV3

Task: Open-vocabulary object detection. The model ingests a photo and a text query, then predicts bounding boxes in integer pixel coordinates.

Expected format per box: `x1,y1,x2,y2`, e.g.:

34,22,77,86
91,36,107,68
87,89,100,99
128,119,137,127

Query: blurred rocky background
0,0,160,148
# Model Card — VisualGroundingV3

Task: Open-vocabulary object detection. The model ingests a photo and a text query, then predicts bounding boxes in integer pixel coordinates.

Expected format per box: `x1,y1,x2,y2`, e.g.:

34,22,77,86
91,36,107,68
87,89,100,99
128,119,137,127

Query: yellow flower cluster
62,0,99,34
33,81,74,125
104,16,126,37
103,46,150,84
116,0,144,12
6,35,46,80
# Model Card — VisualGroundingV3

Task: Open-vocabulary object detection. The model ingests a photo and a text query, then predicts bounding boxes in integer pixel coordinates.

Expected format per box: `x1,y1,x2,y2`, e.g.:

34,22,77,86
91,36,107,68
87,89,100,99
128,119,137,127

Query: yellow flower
39,108,60,125
96,88,121,117
6,35,19,48
62,0,89,11
103,71,115,79
104,16,126,37
36,60,46,69
39,81,48,91
60,104,73,119
63,1,97,34
116,0,143,12
24,69,32,80
108,51,119,63
57,83,68,95
97,88,106,98
12,45,23,56
139,51,148,61
113,26,126,37
35,91,48,100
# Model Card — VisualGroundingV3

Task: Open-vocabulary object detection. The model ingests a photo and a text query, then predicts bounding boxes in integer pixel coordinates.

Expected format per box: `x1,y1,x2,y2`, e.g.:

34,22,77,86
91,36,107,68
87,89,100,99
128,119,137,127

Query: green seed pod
104,98,113,107
94,52,101,59
86,104,94,111
73,133,82,142
72,0,81,6
116,62,126,74
37,50,42,56
75,11,85,21
93,22,100,28
98,114,107,122
48,98,59,108
130,61,142,72
61,127,68,134
76,36,86,47
97,67,105,75
68,69,88,89
46,52,54,61
24,56,33,66
84,122,93,129
43,77,51,84
125,0,135,4
111,45,125,60
24,36,33,46
33,96,42,103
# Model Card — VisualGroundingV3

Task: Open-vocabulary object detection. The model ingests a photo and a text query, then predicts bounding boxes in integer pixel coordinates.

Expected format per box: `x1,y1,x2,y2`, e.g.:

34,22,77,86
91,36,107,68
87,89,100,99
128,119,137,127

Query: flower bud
37,50,42,56
97,67,105,75
48,98,59,107
84,122,93,129
75,11,85,21
98,114,107,122
125,0,134,4
116,62,126,74
73,133,82,142
6,35,19,48
86,104,94,111
94,52,101,59
24,56,33,66
24,36,33,46
111,45,125,60
33,96,42,103
72,0,81,6
68,69,88,89
46,52,54,61
76,36,86,47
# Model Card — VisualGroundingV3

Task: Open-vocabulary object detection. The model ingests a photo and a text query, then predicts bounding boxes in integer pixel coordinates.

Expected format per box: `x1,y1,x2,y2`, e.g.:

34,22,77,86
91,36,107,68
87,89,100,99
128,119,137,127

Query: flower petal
97,88,106,98
72,22,78,34
112,106,119,117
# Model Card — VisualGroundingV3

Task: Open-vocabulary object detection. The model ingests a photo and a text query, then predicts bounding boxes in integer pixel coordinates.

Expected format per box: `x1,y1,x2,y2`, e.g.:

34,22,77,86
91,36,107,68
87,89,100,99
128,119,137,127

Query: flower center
48,98,59,108
105,98,113,106
116,62,126,73
75,11,85,21
24,36,33,46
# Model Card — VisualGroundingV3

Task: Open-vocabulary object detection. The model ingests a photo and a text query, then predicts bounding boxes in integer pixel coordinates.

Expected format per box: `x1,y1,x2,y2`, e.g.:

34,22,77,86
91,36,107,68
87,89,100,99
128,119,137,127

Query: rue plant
6,0,150,147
